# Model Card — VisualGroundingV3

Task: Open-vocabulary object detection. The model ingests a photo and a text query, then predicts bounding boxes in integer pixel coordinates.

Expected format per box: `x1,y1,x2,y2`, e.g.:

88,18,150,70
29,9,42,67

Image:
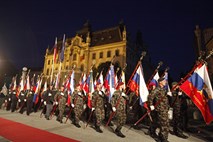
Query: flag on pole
163,71,170,91
104,65,115,101
148,72,159,89
26,75,31,90
70,70,75,95
59,34,65,63
129,64,149,106
87,70,94,108
180,64,213,124
53,37,58,63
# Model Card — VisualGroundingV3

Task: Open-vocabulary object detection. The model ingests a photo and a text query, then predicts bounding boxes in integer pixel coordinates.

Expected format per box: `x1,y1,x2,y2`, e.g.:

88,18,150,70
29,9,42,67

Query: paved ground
0,110,212,142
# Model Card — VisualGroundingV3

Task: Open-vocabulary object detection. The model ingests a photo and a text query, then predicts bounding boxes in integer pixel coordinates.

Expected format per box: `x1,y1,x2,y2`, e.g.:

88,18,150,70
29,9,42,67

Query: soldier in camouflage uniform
111,82,128,138
91,82,106,133
56,85,67,123
170,82,188,139
71,84,86,128
26,86,35,115
148,77,169,142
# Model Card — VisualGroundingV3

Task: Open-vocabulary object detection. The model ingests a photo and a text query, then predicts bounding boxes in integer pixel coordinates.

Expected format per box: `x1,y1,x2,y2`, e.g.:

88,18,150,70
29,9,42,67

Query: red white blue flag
180,64,213,124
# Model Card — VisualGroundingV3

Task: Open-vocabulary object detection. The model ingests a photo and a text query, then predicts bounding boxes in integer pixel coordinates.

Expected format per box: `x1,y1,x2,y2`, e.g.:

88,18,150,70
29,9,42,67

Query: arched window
73,53,77,61
115,49,120,56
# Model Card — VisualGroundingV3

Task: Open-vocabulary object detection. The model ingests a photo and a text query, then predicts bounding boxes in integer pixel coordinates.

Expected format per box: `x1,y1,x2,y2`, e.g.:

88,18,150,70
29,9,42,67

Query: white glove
44,101,47,105
21,93,24,96
92,107,95,111
129,106,133,110
178,92,182,96
41,99,44,102
55,102,58,105
112,107,116,112
71,104,75,108
167,91,172,96
60,92,64,96
150,105,155,111
83,104,86,109
24,99,27,102
18,99,21,102
121,92,126,97
48,93,52,96
13,92,16,94
9,98,11,101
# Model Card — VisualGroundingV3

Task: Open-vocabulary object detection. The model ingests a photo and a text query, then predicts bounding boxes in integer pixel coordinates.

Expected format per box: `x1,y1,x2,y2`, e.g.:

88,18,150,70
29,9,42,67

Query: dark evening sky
0,0,213,80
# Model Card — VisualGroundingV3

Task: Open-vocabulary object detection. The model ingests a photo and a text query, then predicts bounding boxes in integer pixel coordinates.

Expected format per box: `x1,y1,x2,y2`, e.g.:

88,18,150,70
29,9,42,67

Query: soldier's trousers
46,104,53,118
158,110,169,140
94,108,105,127
114,110,126,131
58,108,65,121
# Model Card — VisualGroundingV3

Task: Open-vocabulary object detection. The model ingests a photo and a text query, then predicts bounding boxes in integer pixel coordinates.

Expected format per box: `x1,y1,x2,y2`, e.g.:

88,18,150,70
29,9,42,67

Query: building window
92,53,96,59
99,52,103,58
66,66,68,70
107,51,111,58
73,54,77,61
48,60,50,65
46,68,49,75
115,49,120,56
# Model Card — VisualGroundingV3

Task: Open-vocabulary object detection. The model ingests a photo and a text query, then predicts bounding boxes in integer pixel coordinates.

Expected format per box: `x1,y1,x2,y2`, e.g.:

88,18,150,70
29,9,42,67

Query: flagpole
146,61,163,86
128,60,204,130
126,52,146,87
125,52,146,94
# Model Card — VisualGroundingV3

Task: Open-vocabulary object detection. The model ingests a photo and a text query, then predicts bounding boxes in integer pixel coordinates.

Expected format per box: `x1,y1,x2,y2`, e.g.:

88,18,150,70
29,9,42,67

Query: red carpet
0,117,79,142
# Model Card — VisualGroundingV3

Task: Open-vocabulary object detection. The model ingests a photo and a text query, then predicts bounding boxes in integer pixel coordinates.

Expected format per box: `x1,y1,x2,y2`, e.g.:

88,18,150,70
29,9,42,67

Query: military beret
172,82,178,86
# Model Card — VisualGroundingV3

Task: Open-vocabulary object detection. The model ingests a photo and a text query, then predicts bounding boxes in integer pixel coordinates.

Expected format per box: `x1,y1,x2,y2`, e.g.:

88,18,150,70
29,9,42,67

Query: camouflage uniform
72,90,86,127
148,86,169,141
111,90,128,137
56,91,67,123
92,90,106,130
26,89,34,115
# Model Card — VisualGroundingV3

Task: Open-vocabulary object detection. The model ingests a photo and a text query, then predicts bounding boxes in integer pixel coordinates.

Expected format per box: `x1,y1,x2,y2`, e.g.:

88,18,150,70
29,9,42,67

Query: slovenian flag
180,64,213,124
148,72,160,90
129,64,149,106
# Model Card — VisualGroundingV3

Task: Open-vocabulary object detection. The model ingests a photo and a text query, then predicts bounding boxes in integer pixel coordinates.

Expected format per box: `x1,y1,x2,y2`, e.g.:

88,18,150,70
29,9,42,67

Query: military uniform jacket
171,90,181,111
111,90,128,112
72,90,86,109
148,86,169,112
92,90,106,109
26,90,34,101
56,91,67,110
43,90,54,104
19,91,26,100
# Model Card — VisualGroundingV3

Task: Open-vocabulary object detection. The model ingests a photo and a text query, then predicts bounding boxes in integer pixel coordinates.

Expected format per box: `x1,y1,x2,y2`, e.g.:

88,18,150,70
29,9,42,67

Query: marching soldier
170,82,188,139
71,84,86,128
18,90,27,114
5,89,12,111
11,88,18,112
111,82,128,138
148,77,170,142
43,84,55,120
26,86,35,115
56,85,67,123
91,82,106,133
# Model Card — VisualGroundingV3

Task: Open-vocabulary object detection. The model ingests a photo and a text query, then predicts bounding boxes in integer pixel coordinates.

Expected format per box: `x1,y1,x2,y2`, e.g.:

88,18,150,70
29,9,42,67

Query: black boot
96,126,103,133
175,132,188,139
75,123,81,128
115,129,125,138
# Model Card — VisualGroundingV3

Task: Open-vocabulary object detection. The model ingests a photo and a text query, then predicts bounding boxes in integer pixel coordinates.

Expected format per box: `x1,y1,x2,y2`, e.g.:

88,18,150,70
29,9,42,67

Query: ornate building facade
43,22,152,85
194,25,213,82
